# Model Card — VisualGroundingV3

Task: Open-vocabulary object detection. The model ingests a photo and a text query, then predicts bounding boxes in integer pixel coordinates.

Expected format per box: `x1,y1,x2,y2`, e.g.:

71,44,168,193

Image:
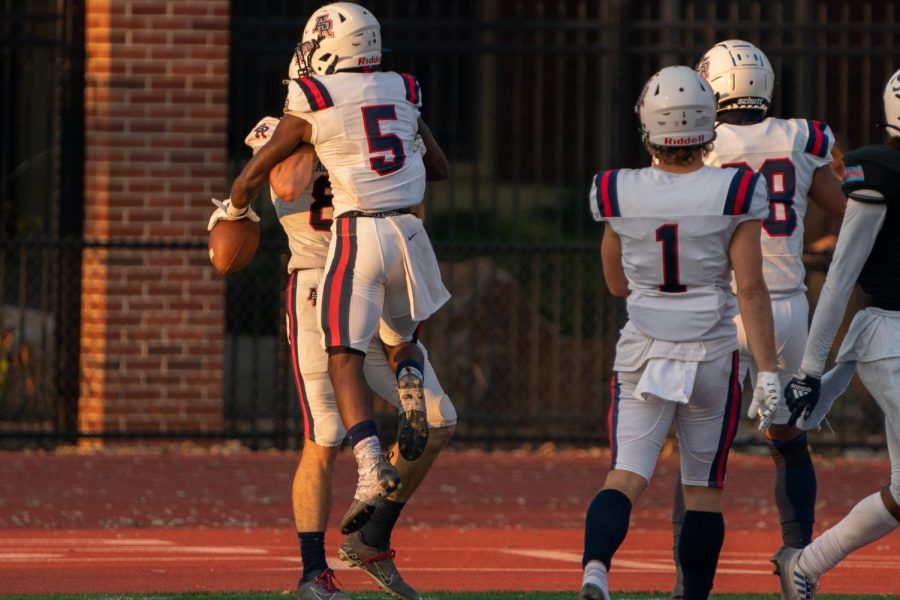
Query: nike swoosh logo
408,232,418,241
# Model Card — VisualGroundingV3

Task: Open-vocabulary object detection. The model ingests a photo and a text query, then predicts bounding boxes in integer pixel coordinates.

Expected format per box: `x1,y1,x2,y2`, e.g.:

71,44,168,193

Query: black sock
582,488,632,570
298,531,327,582
672,479,686,597
770,432,816,547
678,510,724,600
360,498,405,550
347,419,378,447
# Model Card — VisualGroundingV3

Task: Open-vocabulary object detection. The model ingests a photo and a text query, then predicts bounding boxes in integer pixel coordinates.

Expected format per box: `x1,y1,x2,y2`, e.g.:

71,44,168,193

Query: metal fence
2,0,899,446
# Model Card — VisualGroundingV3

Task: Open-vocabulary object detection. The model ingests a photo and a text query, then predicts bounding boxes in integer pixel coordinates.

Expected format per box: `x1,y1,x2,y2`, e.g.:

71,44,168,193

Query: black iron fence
0,237,886,450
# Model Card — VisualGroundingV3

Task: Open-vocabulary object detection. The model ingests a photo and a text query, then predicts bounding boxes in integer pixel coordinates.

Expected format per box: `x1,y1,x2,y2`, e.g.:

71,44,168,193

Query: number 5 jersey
284,71,426,216
590,166,768,367
705,118,835,297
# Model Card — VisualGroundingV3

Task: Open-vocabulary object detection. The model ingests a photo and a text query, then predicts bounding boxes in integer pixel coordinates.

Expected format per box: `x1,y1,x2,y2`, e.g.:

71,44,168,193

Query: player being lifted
669,41,846,597
238,61,454,599
581,66,781,600
212,0,450,550
773,69,900,600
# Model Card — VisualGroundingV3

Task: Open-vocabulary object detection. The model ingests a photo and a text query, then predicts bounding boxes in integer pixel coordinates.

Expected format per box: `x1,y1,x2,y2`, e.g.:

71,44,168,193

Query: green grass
4,594,900,600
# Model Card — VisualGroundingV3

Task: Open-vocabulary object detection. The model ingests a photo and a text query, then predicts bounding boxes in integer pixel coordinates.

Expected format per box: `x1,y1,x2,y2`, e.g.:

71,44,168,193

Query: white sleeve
800,197,887,376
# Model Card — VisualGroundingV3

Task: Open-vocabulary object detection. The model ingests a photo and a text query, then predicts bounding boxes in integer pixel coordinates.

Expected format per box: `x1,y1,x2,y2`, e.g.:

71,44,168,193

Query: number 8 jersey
590,166,768,343
705,118,835,296
284,71,426,216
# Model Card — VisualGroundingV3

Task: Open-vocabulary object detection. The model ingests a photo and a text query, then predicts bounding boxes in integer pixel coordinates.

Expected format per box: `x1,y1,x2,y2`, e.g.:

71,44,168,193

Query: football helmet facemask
636,65,717,147
297,2,381,76
696,39,774,114
883,68,900,137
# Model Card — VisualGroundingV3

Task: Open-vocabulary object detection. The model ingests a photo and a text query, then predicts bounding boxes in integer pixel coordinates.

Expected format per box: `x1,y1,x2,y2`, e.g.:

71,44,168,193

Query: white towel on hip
634,358,699,404
386,215,451,321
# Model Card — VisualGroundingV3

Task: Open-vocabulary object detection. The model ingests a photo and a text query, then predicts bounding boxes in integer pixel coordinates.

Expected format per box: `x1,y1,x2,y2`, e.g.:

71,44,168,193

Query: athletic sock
678,510,724,600
582,488,632,569
798,491,900,580
360,498,405,550
769,432,817,547
671,479,686,598
347,419,378,448
298,531,327,582
582,560,609,599
395,359,424,384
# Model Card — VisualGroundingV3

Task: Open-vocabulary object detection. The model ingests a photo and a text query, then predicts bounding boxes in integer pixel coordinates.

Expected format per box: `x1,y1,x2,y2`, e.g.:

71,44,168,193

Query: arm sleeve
800,198,887,376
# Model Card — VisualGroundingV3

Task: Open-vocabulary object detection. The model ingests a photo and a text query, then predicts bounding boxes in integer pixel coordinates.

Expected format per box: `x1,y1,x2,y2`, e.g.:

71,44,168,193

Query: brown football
208,219,260,274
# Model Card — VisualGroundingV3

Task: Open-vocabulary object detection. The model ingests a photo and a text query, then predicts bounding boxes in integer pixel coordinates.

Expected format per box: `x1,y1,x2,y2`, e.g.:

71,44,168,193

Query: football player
238,103,454,599
668,41,847,596
214,2,451,542
581,66,781,600
772,68,900,600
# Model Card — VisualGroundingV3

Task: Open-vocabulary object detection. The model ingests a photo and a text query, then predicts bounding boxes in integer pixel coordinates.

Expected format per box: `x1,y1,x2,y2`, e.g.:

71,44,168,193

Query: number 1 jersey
705,118,834,296
590,166,768,344
284,71,426,216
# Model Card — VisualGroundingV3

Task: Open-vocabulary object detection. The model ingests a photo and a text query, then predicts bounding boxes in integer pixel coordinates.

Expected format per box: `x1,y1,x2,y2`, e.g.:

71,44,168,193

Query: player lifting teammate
580,66,781,600
239,64,454,600
211,2,451,595
772,68,900,600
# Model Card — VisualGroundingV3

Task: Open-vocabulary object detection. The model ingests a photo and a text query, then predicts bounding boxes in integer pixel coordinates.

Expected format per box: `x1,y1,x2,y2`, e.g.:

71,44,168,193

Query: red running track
0,449,897,596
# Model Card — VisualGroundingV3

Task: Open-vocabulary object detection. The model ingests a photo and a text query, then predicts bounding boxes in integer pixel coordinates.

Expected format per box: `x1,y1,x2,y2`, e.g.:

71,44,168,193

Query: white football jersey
284,71,426,216
244,118,332,271
590,166,768,343
705,117,834,296
273,158,333,271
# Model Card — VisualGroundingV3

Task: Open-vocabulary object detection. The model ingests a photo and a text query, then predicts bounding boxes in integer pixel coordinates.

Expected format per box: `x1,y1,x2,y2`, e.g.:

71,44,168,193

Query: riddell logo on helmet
664,135,705,145
357,56,380,66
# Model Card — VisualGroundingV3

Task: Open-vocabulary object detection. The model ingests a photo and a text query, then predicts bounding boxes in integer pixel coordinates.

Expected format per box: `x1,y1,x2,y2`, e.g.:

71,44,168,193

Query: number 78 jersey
705,118,834,296
285,71,426,216
590,166,768,342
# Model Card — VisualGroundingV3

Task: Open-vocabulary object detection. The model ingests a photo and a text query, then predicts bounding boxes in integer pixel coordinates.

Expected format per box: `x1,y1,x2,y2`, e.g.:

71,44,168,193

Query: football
208,218,260,274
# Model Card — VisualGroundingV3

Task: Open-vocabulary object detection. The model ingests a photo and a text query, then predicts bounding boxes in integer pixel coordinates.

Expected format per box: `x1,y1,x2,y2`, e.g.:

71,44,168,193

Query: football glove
784,372,822,427
244,116,280,153
207,198,260,232
752,371,781,432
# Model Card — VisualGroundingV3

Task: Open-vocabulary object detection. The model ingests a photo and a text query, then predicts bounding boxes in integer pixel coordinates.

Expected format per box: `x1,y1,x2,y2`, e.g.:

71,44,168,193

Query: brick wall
80,0,230,436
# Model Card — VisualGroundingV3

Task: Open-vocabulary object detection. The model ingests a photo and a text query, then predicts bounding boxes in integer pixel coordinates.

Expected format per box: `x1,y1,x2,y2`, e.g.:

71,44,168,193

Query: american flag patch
842,164,864,184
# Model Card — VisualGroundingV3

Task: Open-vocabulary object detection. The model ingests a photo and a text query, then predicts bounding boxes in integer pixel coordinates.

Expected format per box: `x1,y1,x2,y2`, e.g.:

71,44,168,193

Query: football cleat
297,568,351,600
397,368,428,461
771,546,818,600
340,456,401,534
339,531,420,599
580,582,609,600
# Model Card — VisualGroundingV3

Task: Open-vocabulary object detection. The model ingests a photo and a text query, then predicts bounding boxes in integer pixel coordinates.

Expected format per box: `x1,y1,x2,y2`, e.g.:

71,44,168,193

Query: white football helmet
884,68,900,137
696,40,774,113
636,66,717,147
295,2,381,77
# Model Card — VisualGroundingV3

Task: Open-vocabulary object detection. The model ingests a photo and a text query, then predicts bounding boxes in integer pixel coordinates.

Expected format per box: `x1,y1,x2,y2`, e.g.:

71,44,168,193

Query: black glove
784,372,822,426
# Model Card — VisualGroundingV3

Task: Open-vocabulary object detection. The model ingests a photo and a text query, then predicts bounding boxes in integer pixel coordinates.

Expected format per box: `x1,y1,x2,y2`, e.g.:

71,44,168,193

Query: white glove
207,198,260,232
414,134,427,156
244,116,280,153
751,371,781,432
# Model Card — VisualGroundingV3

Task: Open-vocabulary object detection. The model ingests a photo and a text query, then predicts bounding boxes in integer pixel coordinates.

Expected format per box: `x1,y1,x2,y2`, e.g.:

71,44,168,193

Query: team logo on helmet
696,56,711,81
313,14,334,38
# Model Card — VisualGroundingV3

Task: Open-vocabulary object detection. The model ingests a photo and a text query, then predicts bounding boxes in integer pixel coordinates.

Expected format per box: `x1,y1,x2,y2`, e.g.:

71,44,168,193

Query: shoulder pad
287,76,335,112
802,119,832,158
723,170,762,215
399,73,422,107
842,144,900,204
590,169,621,219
